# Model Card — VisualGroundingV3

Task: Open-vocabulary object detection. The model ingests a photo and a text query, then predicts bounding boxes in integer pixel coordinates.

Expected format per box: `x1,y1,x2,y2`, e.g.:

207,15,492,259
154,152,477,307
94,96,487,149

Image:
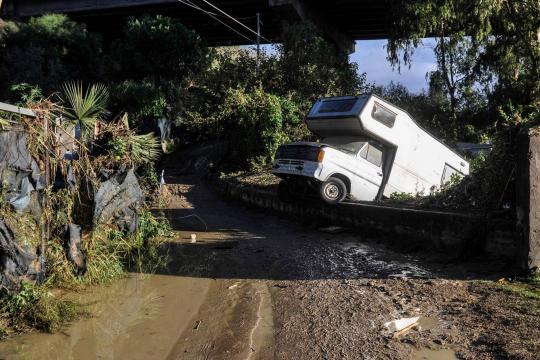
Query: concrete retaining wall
516,126,540,272
215,179,520,266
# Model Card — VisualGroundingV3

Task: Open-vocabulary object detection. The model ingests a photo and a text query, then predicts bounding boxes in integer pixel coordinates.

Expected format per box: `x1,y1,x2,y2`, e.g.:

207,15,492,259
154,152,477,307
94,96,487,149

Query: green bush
2,281,84,333
111,15,209,83
219,87,286,170
389,192,416,202
0,14,104,99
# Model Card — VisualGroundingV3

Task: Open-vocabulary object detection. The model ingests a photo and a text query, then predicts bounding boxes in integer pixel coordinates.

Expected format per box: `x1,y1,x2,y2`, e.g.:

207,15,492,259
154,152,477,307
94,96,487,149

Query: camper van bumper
272,160,324,180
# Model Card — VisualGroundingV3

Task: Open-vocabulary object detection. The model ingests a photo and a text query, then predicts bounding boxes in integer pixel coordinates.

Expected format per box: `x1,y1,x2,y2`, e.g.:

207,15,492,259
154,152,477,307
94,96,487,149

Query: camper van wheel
320,177,347,204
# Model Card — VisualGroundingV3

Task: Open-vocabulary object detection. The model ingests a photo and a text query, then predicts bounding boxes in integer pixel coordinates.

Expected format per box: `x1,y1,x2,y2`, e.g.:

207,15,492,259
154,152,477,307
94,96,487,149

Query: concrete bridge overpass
0,0,391,53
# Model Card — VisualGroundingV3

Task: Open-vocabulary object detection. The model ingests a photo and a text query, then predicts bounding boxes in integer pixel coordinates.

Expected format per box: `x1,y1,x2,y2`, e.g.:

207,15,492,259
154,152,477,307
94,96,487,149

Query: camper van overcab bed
272,94,469,204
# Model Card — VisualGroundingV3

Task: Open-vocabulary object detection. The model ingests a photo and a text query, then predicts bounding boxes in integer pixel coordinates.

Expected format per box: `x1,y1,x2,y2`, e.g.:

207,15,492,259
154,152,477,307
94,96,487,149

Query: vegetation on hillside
1,5,538,201
0,83,169,336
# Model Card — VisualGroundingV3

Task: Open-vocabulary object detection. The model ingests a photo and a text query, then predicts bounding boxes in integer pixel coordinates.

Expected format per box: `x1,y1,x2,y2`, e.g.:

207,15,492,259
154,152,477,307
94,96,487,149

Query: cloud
351,39,437,93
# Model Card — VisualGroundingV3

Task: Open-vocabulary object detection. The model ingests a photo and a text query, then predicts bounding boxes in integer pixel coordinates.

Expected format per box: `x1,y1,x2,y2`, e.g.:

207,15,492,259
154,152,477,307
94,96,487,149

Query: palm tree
61,82,109,139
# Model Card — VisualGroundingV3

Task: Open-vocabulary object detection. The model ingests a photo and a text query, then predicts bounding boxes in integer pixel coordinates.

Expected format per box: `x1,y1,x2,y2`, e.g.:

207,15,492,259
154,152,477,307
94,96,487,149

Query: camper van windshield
323,137,367,155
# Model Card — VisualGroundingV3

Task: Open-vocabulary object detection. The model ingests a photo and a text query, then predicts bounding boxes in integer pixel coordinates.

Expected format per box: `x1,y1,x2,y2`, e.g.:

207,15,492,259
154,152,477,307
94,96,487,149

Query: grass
219,168,280,190
45,209,171,289
495,275,540,301
0,207,171,337
0,281,87,335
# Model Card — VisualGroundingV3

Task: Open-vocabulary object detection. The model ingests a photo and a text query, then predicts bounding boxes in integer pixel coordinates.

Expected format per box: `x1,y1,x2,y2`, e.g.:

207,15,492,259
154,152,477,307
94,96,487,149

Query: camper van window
318,98,357,113
372,102,396,127
359,144,368,158
323,137,367,155
359,143,383,167
336,141,366,154
441,164,460,184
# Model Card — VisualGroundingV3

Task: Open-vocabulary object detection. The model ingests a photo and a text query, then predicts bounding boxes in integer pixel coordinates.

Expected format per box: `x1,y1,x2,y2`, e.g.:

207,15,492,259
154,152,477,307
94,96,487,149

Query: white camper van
272,94,469,204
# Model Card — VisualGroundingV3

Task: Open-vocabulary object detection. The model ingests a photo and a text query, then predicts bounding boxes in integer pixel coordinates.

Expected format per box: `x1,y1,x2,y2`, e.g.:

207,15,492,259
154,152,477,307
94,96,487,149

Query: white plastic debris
190,233,197,243
384,316,420,332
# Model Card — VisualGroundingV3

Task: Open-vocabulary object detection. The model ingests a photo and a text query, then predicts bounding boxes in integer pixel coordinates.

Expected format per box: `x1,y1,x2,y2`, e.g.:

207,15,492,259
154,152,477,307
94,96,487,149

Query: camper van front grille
276,145,320,162
278,159,304,166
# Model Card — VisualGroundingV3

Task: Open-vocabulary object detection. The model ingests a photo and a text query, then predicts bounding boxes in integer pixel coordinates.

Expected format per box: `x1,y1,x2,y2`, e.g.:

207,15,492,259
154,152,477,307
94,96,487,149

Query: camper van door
354,143,383,200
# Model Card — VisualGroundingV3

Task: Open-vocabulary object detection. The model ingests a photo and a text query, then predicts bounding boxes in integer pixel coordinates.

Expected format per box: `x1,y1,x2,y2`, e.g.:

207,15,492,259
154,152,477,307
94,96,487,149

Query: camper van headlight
317,149,325,163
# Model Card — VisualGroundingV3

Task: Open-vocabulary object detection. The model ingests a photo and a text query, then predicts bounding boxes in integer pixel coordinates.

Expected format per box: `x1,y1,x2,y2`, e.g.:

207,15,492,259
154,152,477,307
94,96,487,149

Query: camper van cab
272,95,469,204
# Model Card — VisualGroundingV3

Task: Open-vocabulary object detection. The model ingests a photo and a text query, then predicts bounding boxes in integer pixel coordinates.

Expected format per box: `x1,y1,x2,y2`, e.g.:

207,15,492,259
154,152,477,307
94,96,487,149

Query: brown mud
0,174,539,359
0,274,210,360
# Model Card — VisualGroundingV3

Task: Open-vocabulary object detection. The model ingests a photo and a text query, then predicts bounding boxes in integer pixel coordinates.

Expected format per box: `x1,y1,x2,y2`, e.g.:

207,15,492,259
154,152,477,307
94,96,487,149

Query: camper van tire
320,177,347,204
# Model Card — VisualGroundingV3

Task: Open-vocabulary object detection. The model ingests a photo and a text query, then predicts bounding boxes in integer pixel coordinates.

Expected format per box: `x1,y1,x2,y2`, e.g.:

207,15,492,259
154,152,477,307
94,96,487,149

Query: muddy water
413,348,458,360
166,280,275,360
0,274,210,360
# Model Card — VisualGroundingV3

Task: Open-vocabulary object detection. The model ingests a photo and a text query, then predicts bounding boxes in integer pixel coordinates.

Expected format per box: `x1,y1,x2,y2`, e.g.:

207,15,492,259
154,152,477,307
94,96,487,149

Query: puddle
335,242,431,279
413,348,458,360
417,316,439,331
0,274,210,360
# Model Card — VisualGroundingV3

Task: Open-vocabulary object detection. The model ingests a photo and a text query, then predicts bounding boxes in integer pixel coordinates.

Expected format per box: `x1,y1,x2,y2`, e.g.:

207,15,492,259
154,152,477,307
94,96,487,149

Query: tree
219,87,286,170
61,82,109,139
377,80,488,143
109,15,210,125
111,15,209,84
279,22,367,108
387,0,540,109
0,15,104,99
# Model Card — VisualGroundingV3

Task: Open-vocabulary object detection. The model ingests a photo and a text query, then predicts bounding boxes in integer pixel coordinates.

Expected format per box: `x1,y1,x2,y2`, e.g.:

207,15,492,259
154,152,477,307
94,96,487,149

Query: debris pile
0,96,163,290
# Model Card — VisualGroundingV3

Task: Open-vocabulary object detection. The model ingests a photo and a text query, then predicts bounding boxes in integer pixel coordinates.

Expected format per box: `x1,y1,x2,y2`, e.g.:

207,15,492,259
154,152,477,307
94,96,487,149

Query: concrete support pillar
269,0,355,54
516,126,540,273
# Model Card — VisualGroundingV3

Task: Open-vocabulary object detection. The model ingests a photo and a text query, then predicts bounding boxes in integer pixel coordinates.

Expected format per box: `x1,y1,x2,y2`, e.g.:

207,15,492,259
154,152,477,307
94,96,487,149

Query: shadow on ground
150,174,511,282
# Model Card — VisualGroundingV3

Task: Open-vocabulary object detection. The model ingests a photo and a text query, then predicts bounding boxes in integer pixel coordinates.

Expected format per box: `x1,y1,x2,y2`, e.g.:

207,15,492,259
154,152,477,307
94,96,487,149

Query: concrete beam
269,0,355,54
10,0,179,17
0,101,36,117
516,126,540,273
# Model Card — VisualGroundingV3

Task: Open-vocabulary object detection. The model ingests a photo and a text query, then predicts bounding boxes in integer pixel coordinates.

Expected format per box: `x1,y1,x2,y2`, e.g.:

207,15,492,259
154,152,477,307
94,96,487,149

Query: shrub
2,281,84,333
0,14,104,99
111,15,209,83
219,87,286,170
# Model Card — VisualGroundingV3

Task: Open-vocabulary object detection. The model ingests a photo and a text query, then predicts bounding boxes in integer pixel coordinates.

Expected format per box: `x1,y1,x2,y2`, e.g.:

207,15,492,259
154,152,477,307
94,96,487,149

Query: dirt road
161,176,539,360
0,175,537,360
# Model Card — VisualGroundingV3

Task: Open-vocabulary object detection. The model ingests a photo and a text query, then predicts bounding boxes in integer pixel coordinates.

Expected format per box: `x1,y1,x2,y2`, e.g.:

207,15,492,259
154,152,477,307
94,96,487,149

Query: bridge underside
1,0,390,52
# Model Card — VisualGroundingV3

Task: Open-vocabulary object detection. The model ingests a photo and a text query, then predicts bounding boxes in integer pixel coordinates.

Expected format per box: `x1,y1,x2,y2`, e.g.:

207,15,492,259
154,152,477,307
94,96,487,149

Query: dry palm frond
110,132,161,166
105,113,161,166
61,82,109,136
0,118,8,129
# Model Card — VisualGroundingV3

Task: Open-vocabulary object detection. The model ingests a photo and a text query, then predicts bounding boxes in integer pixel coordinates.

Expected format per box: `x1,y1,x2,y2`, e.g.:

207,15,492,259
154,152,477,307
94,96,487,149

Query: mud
413,348,457,360
1,175,539,359
0,274,210,360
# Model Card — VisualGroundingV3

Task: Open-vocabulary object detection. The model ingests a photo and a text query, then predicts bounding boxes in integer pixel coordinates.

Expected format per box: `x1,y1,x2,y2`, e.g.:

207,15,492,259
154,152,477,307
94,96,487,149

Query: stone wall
215,179,521,267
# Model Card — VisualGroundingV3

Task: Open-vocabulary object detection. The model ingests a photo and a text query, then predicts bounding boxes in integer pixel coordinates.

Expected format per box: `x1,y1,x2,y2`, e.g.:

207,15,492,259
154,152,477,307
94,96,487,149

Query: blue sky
258,38,437,93
351,39,437,93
